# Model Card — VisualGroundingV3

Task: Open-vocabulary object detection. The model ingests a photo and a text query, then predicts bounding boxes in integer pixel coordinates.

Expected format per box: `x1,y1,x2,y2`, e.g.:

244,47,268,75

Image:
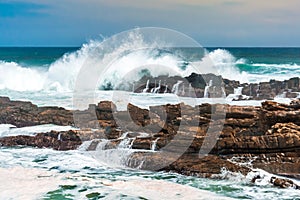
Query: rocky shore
0,97,73,127
131,73,300,99
1,96,300,189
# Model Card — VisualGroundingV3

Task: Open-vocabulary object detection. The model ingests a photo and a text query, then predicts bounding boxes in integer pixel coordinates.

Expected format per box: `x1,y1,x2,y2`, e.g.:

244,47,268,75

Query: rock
262,101,291,111
97,101,117,112
216,123,300,154
259,101,300,132
127,103,150,126
226,152,300,179
251,175,262,183
290,99,300,109
0,130,82,150
0,97,73,127
270,177,300,189
2,97,300,190
185,73,207,89
127,152,250,178
131,73,300,99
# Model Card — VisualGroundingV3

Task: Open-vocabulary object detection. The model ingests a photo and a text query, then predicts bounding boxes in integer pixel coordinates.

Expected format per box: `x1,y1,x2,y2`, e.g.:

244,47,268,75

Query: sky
0,0,300,47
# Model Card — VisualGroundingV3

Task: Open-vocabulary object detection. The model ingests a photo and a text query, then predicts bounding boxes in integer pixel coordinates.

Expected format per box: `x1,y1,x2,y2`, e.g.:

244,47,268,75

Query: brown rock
0,97,73,127
271,177,299,189
0,130,82,150
127,152,250,178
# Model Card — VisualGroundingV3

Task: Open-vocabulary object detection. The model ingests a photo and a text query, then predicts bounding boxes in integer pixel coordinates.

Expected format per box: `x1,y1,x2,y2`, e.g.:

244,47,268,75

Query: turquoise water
207,48,300,65
1,47,300,66
208,48,300,79
0,47,78,67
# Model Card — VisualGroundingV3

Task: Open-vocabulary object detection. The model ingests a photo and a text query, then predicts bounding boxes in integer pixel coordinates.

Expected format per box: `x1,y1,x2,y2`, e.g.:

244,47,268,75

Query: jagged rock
132,73,300,99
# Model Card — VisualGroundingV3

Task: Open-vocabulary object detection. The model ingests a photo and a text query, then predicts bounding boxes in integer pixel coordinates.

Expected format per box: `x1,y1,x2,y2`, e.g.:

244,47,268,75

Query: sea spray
1,46,300,94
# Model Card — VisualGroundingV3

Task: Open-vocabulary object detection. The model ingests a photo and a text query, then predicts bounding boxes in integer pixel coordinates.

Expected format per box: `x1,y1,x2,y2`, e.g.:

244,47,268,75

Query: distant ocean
1,43,300,199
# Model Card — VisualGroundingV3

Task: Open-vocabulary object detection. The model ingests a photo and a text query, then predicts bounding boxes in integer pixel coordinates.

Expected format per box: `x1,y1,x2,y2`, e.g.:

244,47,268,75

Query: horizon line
1,46,300,48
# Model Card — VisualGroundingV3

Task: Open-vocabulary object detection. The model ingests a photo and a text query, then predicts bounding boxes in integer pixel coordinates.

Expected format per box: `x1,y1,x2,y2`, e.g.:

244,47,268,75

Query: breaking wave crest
0,34,299,92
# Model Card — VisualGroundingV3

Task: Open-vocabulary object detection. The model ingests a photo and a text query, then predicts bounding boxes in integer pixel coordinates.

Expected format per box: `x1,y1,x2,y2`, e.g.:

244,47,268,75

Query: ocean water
0,38,300,199
0,45,299,107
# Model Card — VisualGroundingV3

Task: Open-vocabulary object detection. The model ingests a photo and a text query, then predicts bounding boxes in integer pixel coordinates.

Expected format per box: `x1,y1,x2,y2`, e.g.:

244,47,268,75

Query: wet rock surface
0,130,82,150
1,97,300,189
0,97,73,127
270,177,300,189
127,152,251,178
132,73,300,100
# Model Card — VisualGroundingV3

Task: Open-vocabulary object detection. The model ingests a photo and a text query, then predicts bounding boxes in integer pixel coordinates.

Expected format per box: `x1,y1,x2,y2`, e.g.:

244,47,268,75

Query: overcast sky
0,0,299,47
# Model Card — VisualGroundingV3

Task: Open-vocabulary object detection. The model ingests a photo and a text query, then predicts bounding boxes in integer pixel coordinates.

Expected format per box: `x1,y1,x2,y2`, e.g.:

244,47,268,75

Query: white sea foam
194,49,249,83
0,33,299,95
0,167,68,200
108,178,234,200
0,61,46,91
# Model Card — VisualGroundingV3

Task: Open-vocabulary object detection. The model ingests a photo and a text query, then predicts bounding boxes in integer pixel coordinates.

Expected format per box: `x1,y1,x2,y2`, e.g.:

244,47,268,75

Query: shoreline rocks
0,97,73,127
1,96,300,189
130,73,300,100
127,152,251,178
0,130,82,151
270,177,300,189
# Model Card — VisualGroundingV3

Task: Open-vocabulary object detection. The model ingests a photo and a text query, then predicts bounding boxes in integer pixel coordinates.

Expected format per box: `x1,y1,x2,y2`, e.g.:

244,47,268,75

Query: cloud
96,0,216,10
0,1,49,18
1,0,300,46
221,1,245,6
